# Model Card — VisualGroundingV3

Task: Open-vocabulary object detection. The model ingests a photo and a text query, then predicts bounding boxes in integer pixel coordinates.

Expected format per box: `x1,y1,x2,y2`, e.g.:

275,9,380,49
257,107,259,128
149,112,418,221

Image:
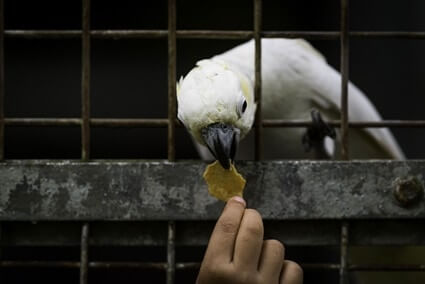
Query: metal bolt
393,176,424,207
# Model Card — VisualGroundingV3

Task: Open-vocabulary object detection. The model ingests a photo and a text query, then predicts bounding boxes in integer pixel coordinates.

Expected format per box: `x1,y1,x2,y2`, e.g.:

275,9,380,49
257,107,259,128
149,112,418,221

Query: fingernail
229,196,246,207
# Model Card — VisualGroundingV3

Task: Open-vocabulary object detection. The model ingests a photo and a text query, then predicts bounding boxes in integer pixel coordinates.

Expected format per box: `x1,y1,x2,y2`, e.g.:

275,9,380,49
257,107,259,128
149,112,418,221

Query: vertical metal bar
0,0,5,160
167,1,177,282
80,223,89,284
167,221,176,284
254,0,262,160
167,0,176,161
340,222,349,284
340,0,349,160
0,223,3,260
81,0,91,161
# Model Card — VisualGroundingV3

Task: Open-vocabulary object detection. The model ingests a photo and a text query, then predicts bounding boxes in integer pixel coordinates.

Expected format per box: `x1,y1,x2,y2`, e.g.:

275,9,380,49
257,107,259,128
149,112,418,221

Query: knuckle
287,260,304,278
217,217,239,234
243,209,263,235
200,263,231,282
233,270,257,284
218,218,238,234
264,239,285,259
265,239,285,252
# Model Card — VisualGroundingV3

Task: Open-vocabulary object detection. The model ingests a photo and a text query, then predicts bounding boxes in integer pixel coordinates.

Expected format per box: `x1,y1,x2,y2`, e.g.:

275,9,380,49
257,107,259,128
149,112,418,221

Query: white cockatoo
177,38,404,167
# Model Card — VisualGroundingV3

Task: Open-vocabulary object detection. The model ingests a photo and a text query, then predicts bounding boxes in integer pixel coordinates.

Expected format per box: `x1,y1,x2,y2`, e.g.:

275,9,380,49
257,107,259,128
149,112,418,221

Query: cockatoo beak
201,123,240,169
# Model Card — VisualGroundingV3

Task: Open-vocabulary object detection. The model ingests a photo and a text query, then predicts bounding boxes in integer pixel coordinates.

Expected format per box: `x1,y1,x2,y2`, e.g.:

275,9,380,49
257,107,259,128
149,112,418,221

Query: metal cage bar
5,117,425,128
340,222,349,284
254,0,263,160
168,0,177,162
0,223,2,261
4,30,425,40
2,260,425,271
340,0,349,160
167,1,177,283
81,0,91,161
0,0,4,161
80,0,91,282
80,223,90,284
167,221,176,284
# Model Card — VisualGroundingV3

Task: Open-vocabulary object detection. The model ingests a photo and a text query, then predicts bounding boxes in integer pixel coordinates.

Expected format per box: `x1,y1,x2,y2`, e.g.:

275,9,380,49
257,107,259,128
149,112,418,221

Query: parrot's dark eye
242,100,247,113
237,98,247,118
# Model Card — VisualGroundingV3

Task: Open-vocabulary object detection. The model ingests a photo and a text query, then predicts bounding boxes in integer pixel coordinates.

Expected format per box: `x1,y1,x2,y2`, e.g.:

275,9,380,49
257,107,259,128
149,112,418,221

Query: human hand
196,196,303,284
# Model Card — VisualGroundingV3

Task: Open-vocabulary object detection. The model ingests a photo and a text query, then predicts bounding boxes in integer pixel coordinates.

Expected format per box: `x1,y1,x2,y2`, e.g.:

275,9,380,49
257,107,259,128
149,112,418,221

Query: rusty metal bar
5,118,82,126
0,261,338,270
254,0,262,161
167,221,176,284
264,31,425,39
0,223,2,260
80,223,89,284
2,260,425,271
0,0,4,160
167,6,177,284
348,31,425,39
5,30,425,40
0,261,81,268
340,0,350,160
340,222,349,284
262,119,425,128
0,261,166,269
0,261,345,270
167,0,176,162
81,0,91,161
349,264,425,271
304,263,340,270
6,118,425,128
91,262,167,269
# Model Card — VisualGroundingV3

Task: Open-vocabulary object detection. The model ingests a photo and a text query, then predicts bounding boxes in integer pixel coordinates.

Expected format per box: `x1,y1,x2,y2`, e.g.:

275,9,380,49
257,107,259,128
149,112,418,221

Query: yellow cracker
203,161,246,201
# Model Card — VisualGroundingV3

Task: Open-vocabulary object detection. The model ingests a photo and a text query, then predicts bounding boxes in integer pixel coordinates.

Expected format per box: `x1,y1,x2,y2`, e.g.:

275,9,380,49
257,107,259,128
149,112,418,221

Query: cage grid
0,0,425,283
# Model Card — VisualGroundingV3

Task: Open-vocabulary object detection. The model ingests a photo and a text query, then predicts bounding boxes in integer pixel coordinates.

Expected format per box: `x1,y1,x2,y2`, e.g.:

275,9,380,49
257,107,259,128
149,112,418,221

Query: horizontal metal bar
264,31,425,39
3,118,172,127
0,261,167,269
0,261,338,270
0,261,81,268
1,160,425,220
349,264,425,271
2,220,424,246
92,118,171,128
5,118,425,128
349,31,425,39
3,30,251,40
4,118,81,126
1,261,424,271
262,120,425,128
4,30,425,40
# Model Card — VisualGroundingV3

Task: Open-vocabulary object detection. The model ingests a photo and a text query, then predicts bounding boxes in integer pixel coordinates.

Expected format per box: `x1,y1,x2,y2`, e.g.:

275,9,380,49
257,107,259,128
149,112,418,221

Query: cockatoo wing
210,38,404,160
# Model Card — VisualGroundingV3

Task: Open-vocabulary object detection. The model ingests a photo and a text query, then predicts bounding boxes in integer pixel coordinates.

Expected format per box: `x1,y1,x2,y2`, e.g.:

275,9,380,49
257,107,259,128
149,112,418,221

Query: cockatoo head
177,59,256,169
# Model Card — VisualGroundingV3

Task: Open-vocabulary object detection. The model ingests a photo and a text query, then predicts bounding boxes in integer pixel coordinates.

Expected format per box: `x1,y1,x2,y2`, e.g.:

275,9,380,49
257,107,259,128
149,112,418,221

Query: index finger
203,196,246,263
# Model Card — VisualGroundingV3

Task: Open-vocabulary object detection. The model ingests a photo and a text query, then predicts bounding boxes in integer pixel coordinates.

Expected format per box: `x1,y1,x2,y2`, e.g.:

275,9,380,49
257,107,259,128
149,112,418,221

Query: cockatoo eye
241,100,247,112
237,97,247,118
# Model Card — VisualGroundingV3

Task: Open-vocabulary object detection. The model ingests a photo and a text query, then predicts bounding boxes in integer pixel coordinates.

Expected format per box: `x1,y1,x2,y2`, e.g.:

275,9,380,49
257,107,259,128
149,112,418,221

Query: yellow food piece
203,161,246,201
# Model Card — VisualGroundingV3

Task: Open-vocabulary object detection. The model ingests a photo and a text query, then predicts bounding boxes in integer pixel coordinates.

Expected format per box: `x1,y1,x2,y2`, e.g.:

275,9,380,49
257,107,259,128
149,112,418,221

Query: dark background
4,0,425,160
